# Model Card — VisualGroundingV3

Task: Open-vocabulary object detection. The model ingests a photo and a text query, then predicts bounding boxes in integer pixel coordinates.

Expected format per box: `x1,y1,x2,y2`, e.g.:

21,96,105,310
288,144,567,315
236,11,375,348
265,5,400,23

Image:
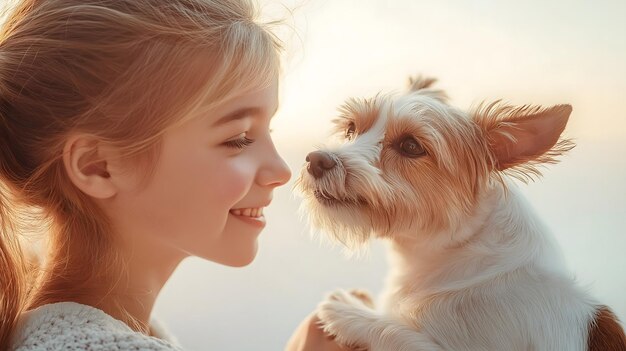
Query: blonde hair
0,0,281,347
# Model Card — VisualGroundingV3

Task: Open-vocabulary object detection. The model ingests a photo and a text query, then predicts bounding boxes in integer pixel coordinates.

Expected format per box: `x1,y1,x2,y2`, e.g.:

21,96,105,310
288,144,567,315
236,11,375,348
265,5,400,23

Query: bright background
154,1,626,349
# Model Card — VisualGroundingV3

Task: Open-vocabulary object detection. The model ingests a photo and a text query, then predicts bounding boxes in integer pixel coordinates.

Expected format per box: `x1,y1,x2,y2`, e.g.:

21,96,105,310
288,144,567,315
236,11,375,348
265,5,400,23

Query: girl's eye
345,122,356,140
224,133,255,149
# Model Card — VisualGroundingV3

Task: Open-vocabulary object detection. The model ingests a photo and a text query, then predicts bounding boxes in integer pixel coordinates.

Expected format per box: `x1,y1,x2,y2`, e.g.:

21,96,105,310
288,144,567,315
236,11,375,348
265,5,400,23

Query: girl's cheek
213,158,255,202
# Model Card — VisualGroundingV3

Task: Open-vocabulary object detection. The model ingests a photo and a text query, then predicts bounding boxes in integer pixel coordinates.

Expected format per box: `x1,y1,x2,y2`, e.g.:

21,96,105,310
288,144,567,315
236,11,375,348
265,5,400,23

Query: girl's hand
285,313,360,351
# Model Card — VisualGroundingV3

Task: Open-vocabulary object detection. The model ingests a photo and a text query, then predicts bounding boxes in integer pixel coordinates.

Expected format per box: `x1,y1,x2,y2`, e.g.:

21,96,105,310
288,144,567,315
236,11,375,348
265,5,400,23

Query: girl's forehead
190,81,279,124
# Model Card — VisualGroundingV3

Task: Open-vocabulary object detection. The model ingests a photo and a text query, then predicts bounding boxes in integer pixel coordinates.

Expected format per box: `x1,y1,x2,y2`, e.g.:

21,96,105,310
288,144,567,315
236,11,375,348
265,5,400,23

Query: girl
0,0,348,349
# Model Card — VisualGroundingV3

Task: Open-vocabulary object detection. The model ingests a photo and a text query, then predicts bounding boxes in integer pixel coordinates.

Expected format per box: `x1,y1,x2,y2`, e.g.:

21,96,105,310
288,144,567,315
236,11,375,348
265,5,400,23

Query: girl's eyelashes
223,133,255,149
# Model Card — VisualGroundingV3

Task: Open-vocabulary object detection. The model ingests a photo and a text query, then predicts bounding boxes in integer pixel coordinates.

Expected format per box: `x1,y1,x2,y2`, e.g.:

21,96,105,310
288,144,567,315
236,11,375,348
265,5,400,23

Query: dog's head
295,76,573,248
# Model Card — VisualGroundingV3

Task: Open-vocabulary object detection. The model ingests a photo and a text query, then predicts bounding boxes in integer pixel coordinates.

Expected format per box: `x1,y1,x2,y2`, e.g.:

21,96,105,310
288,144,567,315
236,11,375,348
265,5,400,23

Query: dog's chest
380,273,434,324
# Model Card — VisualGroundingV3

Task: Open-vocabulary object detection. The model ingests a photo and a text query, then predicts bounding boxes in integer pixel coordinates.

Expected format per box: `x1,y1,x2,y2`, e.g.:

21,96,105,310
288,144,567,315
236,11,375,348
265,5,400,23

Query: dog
295,76,626,350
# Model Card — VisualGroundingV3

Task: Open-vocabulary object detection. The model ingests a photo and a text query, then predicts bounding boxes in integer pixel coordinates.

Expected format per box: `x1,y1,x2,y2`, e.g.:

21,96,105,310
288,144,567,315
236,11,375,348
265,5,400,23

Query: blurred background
154,0,626,349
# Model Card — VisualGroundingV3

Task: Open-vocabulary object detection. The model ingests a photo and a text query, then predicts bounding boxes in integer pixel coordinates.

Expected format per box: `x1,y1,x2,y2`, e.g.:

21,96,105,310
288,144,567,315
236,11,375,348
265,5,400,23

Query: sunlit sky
269,0,626,144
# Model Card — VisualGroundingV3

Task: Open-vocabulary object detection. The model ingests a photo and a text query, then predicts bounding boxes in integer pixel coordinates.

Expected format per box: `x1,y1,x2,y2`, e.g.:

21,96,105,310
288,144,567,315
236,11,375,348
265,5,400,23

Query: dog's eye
345,122,356,140
397,136,426,158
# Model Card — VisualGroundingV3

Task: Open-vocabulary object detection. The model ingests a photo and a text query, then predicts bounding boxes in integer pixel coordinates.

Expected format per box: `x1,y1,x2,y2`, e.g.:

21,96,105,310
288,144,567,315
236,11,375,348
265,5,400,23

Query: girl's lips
229,207,266,228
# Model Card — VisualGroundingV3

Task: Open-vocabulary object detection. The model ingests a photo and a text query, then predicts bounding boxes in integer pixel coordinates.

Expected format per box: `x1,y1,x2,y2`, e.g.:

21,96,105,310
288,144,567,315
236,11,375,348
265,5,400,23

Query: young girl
0,0,350,349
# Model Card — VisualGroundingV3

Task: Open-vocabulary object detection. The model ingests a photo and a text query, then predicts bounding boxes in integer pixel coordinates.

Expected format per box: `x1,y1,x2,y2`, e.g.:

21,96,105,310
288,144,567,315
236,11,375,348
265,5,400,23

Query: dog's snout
306,151,336,179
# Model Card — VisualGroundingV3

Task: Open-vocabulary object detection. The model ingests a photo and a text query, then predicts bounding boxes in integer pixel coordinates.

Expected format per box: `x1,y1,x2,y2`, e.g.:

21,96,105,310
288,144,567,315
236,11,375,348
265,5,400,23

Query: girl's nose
258,150,291,188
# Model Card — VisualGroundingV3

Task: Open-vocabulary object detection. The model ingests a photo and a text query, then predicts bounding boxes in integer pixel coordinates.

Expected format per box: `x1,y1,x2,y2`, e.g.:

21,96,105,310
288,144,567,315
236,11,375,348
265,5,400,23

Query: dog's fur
296,76,626,350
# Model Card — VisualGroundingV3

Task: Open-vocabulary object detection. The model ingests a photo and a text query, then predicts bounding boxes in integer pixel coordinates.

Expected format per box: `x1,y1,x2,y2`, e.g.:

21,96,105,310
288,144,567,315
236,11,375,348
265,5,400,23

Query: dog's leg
317,289,443,351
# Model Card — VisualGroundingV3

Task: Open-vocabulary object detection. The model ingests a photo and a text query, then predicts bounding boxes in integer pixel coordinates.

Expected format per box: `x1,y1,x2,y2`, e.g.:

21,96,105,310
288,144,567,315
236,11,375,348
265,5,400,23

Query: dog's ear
408,75,437,91
473,102,575,178
407,75,448,102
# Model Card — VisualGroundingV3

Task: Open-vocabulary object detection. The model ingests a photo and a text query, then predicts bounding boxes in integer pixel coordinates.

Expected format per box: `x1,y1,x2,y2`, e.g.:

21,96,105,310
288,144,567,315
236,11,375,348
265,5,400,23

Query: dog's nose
306,151,336,179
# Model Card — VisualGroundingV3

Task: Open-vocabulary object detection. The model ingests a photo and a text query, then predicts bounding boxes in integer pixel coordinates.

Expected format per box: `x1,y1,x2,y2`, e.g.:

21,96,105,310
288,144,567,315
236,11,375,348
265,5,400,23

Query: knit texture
10,302,183,351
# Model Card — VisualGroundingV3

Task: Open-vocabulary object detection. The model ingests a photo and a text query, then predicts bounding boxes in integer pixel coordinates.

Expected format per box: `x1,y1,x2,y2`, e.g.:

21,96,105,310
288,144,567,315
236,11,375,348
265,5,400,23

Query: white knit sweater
10,302,183,350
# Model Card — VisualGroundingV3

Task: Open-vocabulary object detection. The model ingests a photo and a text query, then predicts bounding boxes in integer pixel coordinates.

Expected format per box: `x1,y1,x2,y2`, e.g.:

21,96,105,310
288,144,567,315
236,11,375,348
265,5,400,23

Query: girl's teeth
231,208,264,218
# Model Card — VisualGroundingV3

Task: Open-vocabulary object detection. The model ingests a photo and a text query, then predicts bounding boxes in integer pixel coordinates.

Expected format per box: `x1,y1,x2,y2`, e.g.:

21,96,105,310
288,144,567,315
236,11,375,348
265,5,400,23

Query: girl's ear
62,134,121,199
474,103,574,172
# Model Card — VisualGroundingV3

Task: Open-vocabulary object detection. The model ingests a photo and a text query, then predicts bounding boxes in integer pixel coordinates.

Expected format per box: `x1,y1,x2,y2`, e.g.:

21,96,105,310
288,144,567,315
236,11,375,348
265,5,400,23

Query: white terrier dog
296,76,626,351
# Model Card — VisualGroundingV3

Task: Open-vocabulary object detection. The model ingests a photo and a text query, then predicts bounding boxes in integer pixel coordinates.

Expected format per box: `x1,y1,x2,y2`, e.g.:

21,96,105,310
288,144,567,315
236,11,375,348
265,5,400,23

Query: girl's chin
199,240,259,267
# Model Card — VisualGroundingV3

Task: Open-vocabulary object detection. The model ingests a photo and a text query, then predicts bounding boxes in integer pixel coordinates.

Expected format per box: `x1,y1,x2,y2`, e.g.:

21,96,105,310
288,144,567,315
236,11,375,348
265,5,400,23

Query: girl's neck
28,237,185,334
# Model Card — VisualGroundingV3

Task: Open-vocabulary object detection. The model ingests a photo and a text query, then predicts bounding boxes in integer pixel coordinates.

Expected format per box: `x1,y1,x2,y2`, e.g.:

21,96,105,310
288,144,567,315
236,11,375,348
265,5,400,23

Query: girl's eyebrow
212,106,279,127
213,107,260,127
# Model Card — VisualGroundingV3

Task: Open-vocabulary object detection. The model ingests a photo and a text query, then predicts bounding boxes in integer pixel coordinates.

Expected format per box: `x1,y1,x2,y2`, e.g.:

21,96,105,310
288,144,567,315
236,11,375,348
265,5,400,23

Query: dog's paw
317,289,376,348
325,288,373,309
349,289,375,308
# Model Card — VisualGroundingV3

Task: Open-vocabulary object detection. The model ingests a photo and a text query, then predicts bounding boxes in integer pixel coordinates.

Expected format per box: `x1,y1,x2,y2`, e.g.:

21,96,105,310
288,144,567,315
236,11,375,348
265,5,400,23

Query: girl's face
110,80,291,267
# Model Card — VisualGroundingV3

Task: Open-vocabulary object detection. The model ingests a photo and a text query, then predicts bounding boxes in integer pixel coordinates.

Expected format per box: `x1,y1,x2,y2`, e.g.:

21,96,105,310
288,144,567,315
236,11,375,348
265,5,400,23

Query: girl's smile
229,208,267,228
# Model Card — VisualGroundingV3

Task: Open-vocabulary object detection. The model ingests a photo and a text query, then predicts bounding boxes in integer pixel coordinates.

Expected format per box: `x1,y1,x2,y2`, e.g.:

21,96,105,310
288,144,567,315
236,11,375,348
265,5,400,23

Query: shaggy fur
295,76,626,350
